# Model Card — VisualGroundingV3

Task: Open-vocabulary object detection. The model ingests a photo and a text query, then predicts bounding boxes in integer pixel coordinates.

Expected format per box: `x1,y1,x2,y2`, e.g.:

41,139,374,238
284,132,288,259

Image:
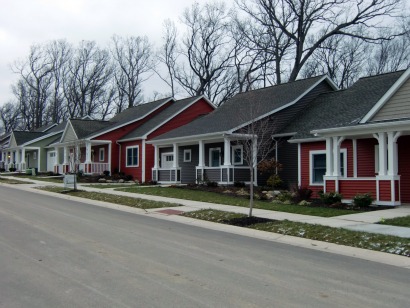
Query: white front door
47,151,56,171
161,153,174,168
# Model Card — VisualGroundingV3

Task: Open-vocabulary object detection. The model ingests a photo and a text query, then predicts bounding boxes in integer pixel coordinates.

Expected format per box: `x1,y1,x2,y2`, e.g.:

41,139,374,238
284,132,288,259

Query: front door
161,153,174,168
47,151,56,171
210,148,221,167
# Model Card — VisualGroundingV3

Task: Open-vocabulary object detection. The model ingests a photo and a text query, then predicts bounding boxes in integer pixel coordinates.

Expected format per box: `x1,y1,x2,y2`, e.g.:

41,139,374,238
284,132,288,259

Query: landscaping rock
118,179,125,183
106,180,113,183
98,178,106,183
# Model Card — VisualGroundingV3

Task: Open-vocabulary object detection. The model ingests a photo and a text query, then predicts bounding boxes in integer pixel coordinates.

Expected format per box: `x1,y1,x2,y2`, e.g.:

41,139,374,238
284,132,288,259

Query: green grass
379,215,410,228
37,186,182,209
0,176,33,184
183,209,410,257
87,184,139,189
117,186,363,217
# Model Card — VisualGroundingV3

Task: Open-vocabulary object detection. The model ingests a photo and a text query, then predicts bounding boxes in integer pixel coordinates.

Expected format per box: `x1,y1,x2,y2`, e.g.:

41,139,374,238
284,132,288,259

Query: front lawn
379,215,410,228
37,186,182,209
183,209,410,257
117,186,364,217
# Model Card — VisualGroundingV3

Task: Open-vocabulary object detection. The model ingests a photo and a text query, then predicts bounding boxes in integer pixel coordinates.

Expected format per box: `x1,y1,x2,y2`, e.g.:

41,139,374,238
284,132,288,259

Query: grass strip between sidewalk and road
37,186,182,209
0,176,33,184
10,175,64,183
117,186,364,217
183,209,410,257
379,215,410,228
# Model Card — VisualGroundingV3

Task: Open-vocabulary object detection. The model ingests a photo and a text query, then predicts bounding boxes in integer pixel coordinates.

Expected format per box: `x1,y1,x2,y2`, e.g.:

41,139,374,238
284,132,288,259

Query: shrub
353,193,373,207
206,181,218,187
0,168,5,172
125,174,133,181
103,170,110,177
9,167,16,172
266,174,283,189
319,191,342,205
276,191,294,203
292,186,312,203
234,181,246,187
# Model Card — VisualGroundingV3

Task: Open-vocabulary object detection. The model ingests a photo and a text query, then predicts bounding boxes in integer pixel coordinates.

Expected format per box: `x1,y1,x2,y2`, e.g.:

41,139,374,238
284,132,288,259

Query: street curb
2,182,409,268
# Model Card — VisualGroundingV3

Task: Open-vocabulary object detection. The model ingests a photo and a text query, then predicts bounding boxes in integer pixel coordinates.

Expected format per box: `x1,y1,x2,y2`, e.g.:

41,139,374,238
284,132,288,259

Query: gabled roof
12,131,47,146
151,75,333,141
31,123,57,133
69,119,112,140
118,96,215,141
279,70,406,141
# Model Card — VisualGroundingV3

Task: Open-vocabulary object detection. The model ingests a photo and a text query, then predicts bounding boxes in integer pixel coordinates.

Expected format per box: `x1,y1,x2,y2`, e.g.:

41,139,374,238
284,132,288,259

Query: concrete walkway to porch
1,174,410,238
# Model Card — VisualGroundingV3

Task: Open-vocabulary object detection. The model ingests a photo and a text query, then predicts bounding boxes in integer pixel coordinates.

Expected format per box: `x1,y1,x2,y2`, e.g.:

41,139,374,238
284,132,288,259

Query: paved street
0,185,409,307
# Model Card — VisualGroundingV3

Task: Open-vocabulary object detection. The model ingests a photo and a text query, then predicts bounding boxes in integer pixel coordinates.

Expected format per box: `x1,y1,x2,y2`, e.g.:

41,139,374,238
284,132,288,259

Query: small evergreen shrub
234,181,246,187
206,181,218,187
266,174,283,189
103,170,110,177
319,191,342,205
276,191,294,203
353,193,373,207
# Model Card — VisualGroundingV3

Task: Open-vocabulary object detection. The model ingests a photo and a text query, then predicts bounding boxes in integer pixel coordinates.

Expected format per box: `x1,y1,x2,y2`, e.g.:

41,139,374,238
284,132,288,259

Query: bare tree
236,0,405,83
111,35,154,109
175,2,236,105
233,103,276,217
12,44,54,128
0,102,21,132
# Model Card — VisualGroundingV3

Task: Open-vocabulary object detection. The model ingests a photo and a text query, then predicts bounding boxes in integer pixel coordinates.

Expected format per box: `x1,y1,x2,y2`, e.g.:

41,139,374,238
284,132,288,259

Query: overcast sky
0,0,234,106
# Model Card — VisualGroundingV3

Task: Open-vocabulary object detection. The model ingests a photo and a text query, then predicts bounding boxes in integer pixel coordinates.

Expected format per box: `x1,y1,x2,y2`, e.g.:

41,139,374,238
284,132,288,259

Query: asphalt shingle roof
151,76,328,141
119,96,209,140
13,131,47,146
280,70,405,140
69,119,112,139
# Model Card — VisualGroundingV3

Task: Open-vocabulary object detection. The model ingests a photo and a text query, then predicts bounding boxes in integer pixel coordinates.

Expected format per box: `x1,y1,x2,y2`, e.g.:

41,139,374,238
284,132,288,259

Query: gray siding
62,124,77,142
179,145,199,184
277,138,298,188
371,78,410,121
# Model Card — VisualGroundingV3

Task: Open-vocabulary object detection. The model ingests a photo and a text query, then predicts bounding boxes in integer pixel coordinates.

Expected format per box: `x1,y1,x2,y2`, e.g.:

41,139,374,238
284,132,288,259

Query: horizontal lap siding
357,138,377,177
179,145,199,184
234,168,250,182
339,180,377,199
378,180,391,201
325,180,335,192
395,180,400,202
121,140,143,181
301,142,325,197
398,136,410,203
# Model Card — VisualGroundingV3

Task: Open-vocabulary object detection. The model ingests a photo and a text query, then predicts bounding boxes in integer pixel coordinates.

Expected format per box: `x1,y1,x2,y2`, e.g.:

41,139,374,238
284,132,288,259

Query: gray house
148,75,337,185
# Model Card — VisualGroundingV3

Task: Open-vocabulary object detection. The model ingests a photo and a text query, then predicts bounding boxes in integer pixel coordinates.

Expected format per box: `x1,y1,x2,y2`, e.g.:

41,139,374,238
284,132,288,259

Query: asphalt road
0,185,409,308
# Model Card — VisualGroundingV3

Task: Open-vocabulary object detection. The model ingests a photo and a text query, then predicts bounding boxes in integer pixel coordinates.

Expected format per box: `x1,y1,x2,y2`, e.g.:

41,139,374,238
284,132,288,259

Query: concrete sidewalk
3,175,409,238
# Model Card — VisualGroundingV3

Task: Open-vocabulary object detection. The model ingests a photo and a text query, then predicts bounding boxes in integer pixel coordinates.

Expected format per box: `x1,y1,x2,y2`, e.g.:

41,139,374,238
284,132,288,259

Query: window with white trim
310,149,347,185
232,145,243,165
99,148,105,162
183,149,191,162
209,148,221,167
126,146,139,167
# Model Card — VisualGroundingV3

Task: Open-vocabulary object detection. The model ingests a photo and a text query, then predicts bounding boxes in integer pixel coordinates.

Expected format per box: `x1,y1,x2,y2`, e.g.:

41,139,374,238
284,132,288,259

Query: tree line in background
1,0,409,133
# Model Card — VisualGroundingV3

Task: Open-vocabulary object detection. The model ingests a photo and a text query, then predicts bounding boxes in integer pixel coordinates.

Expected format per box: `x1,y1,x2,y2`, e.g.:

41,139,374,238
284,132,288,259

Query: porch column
21,148,26,164
63,146,68,164
223,137,231,166
153,145,159,168
198,140,204,167
325,137,333,176
374,132,387,176
16,149,21,169
85,142,92,163
387,131,401,176
172,143,179,168
332,136,344,176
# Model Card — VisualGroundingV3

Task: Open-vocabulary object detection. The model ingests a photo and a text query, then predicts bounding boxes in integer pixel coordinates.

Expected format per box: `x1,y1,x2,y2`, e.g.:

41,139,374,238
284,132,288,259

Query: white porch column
325,137,333,176
223,137,231,166
16,149,21,166
85,142,92,163
198,140,204,167
21,148,26,164
387,131,401,176
153,145,159,168
332,136,344,176
63,146,68,164
54,147,59,166
374,132,387,176
172,143,179,168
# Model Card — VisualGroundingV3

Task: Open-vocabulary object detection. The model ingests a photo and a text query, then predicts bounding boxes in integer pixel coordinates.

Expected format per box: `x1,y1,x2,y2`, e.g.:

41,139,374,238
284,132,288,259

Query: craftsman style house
278,69,410,206
51,96,215,182
148,75,337,185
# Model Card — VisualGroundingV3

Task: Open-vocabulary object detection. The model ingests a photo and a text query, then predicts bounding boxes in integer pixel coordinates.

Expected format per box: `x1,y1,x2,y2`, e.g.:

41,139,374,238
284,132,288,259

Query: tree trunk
249,167,254,217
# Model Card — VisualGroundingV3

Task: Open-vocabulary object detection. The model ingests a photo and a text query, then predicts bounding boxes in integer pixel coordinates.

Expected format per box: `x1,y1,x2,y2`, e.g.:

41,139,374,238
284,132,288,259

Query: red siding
338,180,377,199
398,136,410,203
325,180,335,192
119,98,214,183
395,180,400,202
379,180,391,201
357,138,377,177
93,101,173,173
300,142,325,197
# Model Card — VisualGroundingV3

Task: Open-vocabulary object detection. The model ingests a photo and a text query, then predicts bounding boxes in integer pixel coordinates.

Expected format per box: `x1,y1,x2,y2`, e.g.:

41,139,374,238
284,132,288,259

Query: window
232,145,243,165
99,148,105,162
126,146,139,167
183,149,191,162
310,150,346,185
209,148,221,167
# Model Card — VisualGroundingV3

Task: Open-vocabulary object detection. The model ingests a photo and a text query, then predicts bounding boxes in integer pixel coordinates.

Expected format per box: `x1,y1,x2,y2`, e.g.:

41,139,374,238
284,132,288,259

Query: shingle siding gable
370,77,410,122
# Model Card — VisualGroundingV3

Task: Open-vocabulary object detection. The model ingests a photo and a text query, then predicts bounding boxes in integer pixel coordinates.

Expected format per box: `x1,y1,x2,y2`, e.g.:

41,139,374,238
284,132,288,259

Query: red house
278,69,410,206
53,96,215,182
